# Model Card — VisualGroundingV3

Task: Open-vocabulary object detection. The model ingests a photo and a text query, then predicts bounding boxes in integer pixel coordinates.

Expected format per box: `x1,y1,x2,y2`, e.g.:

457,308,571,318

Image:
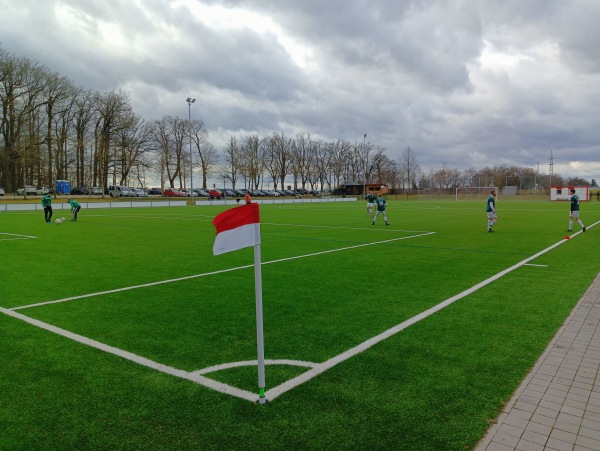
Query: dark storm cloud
1,0,599,180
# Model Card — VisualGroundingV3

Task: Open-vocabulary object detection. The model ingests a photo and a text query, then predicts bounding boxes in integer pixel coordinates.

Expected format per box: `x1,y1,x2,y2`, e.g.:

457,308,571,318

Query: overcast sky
1,0,599,182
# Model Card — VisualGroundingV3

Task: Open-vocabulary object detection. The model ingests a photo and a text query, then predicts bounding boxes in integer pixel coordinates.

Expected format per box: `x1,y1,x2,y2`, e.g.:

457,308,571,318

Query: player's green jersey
366,193,376,203
570,194,580,211
485,195,495,212
69,199,80,210
41,195,52,207
375,197,386,211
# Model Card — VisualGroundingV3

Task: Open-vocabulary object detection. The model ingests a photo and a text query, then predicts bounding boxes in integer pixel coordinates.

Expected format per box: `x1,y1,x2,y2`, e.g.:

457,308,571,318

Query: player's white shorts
569,210,580,219
367,202,374,208
487,212,497,220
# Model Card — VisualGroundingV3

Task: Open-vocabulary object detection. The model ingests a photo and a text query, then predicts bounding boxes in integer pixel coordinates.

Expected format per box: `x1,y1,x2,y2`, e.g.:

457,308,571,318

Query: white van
108,185,132,197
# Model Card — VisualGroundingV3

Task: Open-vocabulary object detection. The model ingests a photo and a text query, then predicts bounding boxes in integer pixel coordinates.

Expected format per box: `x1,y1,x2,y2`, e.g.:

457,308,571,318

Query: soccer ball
55,219,62,224
61,217,65,221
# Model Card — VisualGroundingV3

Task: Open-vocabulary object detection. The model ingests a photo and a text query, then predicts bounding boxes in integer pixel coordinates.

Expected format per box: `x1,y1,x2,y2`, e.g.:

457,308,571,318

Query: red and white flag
211,202,267,402
212,203,261,255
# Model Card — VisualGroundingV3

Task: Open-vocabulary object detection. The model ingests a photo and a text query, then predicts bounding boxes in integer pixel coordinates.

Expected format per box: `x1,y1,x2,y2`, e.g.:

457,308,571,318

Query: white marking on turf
3,223,595,403
191,359,317,376
263,231,588,402
0,306,257,402
11,231,434,311
0,232,37,241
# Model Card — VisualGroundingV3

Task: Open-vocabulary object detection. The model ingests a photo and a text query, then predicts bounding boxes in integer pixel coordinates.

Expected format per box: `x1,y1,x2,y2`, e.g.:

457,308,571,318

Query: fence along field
1,200,599,448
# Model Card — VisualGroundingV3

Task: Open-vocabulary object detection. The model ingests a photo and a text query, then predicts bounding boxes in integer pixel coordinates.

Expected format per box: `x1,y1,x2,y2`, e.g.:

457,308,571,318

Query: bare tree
0,51,49,191
72,88,96,187
270,132,292,190
150,115,185,188
290,132,312,190
240,134,263,190
94,90,134,188
190,119,215,190
222,135,242,189
398,146,420,191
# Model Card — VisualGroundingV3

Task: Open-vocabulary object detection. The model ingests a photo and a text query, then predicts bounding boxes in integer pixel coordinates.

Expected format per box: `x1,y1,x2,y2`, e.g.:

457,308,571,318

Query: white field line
2,222,596,403
0,306,257,402
11,231,434,311
263,224,596,402
0,232,37,241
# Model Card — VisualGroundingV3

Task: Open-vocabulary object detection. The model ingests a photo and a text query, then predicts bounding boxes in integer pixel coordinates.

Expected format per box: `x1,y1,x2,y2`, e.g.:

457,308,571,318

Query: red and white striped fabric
212,203,261,255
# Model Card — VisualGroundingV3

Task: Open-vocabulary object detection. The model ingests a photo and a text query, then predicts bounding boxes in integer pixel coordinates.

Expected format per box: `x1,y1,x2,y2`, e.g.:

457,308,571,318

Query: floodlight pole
186,97,196,204
363,134,367,196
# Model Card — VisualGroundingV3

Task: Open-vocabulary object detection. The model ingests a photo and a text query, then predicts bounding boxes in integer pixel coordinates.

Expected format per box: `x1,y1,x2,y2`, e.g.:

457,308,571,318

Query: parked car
69,187,89,195
163,188,184,197
0,187,5,196
208,189,222,199
131,188,148,197
147,187,162,196
90,186,102,195
193,188,210,197
17,185,37,195
36,187,51,195
108,185,133,197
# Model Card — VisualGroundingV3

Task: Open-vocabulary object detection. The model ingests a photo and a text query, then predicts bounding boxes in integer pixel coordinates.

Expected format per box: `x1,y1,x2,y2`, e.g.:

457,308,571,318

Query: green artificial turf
1,198,599,449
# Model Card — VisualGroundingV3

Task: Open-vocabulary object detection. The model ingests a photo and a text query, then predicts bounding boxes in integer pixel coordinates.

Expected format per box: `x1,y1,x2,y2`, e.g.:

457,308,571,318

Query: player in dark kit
486,189,497,232
372,193,389,226
41,193,53,223
568,188,586,232
365,192,376,216
68,199,81,221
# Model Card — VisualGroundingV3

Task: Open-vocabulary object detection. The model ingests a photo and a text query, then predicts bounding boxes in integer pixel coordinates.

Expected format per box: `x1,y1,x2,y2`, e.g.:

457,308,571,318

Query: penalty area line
11,231,435,311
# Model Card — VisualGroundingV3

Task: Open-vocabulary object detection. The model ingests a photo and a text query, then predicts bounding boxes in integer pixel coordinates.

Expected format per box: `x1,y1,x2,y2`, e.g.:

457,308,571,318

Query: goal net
455,187,499,201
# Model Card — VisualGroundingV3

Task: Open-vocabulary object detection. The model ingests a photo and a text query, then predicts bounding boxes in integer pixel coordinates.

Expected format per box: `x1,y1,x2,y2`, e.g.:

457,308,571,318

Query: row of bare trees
1,47,592,196
220,132,401,192
417,164,592,192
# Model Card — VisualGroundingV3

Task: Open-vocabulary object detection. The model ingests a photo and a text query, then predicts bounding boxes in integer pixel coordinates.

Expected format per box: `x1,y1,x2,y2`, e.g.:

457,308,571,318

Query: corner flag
212,203,267,403
212,203,260,256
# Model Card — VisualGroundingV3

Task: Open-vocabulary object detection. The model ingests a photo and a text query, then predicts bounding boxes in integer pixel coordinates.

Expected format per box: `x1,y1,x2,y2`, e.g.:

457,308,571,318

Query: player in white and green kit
372,193,389,226
365,193,376,216
568,188,586,232
486,189,497,232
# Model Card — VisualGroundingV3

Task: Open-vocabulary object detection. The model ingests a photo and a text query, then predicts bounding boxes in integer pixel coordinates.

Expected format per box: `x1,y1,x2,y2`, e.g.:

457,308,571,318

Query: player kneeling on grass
68,198,81,222
486,189,497,232
372,193,389,226
568,188,586,232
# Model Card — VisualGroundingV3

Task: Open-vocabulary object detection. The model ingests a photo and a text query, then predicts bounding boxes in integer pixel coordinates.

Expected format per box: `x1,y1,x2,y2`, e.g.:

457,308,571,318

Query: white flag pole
253,223,267,403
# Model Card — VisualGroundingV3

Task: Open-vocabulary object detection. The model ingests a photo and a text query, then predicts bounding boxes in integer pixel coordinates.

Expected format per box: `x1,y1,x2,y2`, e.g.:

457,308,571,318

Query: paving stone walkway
476,272,600,450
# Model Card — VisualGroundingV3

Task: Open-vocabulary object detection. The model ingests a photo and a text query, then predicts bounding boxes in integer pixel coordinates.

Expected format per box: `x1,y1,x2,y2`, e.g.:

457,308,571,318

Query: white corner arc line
191,359,317,376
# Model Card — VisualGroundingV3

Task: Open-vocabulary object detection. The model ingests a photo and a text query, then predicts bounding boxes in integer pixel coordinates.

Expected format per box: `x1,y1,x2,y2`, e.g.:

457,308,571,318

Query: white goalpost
455,186,499,201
